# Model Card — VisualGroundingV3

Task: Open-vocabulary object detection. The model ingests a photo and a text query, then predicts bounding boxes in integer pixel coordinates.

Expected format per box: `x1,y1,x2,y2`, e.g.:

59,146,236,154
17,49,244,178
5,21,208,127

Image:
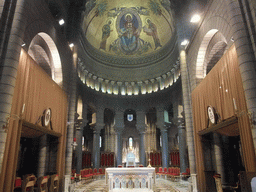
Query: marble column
137,110,147,166
139,130,146,166
93,127,102,169
116,131,123,166
177,117,188,174
76,119,86,174
213,133,225,184
38,135,47,177
76,104,88,173
156,107,169,168
160,128,169,168
114,111,124,166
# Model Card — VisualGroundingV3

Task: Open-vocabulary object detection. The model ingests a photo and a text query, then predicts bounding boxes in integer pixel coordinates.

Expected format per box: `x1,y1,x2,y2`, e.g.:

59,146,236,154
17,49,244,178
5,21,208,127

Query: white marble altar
106,167,155,192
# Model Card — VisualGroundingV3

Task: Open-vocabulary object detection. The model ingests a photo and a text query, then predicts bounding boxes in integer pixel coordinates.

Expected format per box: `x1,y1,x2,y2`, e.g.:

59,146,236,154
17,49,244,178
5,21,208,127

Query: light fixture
190,14,201,23
21,43,26,47
59,19,65,26
181,39,189,46
69,43,74,48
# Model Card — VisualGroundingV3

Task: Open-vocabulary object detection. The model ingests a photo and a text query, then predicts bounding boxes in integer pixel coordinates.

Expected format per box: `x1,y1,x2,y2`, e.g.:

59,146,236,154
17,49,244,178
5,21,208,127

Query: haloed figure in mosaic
119,14,140,52
143,19,162,50
100,20,113,50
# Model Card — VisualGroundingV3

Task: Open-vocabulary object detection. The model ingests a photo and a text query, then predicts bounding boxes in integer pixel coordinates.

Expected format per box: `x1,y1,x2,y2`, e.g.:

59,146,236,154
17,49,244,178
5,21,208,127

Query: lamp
190,14,201,23
181,40,189,46
69,43,74,48
58,19,65,25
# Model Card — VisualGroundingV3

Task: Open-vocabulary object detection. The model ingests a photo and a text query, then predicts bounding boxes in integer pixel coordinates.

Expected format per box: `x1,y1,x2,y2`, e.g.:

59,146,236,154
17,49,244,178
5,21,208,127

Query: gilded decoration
82,0,174,57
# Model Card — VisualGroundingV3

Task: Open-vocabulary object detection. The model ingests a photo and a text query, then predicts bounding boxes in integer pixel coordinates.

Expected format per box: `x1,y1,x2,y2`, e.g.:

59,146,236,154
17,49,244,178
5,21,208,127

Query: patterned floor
73,178,189,192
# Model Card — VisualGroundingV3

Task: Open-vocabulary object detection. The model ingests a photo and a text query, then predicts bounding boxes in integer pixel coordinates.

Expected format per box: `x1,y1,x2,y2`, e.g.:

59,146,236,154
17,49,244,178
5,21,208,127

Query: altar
106,167,155,192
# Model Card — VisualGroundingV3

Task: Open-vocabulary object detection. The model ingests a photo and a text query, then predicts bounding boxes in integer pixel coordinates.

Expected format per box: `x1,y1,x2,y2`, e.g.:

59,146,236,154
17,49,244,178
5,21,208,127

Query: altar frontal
106,167,155,192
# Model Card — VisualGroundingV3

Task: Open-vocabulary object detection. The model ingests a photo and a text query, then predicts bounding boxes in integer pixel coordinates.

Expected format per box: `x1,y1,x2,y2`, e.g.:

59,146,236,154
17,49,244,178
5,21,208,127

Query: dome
82,0,175,57
79,0,178,83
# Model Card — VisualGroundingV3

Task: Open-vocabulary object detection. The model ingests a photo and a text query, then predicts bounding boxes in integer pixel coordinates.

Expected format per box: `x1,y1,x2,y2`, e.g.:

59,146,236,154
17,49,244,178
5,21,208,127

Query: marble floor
73,177,190,192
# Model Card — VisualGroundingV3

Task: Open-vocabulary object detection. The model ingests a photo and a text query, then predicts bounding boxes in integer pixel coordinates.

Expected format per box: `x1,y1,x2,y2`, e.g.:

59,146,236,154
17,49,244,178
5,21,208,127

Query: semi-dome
82,0,175,57
78,0,180,95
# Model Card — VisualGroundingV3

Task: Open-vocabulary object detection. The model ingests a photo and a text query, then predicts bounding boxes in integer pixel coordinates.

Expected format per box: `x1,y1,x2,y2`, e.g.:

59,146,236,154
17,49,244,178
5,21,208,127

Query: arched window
129,137,133,148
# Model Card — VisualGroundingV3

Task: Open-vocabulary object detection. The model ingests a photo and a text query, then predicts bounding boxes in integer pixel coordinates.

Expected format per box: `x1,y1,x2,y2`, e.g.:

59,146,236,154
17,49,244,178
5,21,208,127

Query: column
156,107,169,168
213,133,225,184
116,131,123,166
76,119,87,174
114,111,124,166
76,104,88,173
65,46,77,176
93,128,101,169
137,110,146,166
177,117,188,174
37,135,47,177
0,0,27,174
227,0,256,166
160,129,169,168
179,49,197,191
139,130,146,166
64,46,77,192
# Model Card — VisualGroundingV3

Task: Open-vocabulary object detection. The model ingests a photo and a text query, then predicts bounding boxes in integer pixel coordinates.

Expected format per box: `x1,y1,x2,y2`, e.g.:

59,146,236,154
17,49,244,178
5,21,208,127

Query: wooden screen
191,45,256,191
0,49,68,191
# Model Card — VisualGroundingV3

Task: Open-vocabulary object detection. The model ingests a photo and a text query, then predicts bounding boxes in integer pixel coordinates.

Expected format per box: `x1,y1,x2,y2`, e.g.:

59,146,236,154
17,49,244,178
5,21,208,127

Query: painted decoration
82,0,174,57
127,114,133,121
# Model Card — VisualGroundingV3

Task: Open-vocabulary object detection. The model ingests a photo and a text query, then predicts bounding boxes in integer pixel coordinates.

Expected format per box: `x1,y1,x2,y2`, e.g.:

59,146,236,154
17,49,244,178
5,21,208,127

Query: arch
28,32,63,85
196,29,227,79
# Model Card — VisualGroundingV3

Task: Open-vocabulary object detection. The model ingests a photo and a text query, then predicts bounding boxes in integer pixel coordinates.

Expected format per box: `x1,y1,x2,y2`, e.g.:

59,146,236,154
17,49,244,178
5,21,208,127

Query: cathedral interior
1,0,256,191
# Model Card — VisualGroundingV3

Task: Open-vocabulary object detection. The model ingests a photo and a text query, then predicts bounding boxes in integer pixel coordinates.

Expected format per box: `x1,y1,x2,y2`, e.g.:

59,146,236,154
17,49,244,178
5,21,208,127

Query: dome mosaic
82,0,175,57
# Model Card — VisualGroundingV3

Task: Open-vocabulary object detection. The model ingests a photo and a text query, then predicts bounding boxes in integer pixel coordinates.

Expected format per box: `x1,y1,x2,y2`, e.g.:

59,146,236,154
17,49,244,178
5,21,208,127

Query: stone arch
196,30,228,80
28,32,63,86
